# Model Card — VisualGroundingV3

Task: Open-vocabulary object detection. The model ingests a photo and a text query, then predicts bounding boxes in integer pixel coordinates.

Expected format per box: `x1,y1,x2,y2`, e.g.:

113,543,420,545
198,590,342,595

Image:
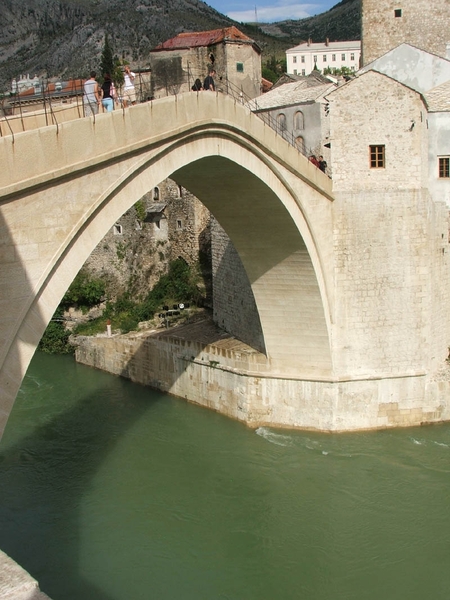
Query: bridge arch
0,92,335,435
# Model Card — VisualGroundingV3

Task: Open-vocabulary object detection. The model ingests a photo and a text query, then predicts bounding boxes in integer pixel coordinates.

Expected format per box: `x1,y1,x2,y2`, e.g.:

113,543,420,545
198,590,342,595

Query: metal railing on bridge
0,74,308,159
218,77,307,158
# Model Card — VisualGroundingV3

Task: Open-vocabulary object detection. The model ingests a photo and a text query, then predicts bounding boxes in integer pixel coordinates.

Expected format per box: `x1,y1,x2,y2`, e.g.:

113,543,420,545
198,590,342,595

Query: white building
11,74,41,94
286,40,361,76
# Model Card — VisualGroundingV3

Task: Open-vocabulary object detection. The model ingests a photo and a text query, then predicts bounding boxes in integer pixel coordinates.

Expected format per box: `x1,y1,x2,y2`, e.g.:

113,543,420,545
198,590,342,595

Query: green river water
0,352,450,600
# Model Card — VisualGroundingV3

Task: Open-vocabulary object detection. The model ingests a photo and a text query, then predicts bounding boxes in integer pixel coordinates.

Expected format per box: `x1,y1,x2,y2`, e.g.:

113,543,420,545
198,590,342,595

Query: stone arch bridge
0,92,449,435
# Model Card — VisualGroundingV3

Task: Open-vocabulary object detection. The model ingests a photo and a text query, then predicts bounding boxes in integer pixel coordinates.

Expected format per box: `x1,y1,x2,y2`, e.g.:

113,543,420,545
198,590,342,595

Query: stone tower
362,0,450,65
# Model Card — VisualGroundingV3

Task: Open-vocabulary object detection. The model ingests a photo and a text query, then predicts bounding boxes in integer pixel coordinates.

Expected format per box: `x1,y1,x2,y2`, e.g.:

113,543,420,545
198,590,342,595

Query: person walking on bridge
203,69,216,91
83,71,101,117
101,73,116,112
122,65,136,107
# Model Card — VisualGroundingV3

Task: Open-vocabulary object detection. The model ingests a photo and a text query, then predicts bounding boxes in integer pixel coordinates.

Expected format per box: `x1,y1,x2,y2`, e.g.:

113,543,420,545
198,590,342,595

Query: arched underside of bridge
0,93,335,435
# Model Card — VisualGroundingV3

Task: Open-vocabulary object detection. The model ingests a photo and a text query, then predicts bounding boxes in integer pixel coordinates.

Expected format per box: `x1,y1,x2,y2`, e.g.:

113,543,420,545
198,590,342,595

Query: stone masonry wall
332,188,450,377
149,41,261,100
329,70,428,192
329,69,450,378
211,217,265,353
82,178,211,302
362,0,450,65
74,329,450,431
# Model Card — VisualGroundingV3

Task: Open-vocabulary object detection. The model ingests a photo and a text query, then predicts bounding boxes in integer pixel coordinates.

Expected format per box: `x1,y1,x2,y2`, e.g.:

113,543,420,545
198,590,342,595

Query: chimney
325,38,329,46
307,38,312,46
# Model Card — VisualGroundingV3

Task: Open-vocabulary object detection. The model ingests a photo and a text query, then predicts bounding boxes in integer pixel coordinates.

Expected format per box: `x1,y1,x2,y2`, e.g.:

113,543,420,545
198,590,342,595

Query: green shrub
39,316,73,354
118,314,139,334
134,199,146,222
62,271,105,312
73,318,108,336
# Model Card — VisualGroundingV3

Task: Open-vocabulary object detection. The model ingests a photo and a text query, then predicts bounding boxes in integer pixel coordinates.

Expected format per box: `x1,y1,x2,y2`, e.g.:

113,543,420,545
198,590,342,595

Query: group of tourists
84,66,329,176
83,65,136,117
309,154,328,173
84,65,216,117
191,69,216,92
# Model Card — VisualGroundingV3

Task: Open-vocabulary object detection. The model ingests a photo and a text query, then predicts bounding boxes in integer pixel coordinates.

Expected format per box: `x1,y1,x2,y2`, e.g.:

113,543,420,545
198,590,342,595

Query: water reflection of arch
0,93,334,436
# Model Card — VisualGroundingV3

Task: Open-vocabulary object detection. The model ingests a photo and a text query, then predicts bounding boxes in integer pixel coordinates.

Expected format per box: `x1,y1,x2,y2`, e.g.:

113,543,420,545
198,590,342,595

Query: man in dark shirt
318,155,327,173
203,69,216,91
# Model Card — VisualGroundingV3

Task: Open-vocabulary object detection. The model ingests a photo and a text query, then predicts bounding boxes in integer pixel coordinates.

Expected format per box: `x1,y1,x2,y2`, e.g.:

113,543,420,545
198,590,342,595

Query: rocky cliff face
0,0,237,87
0,0,361,90
260,0,361,42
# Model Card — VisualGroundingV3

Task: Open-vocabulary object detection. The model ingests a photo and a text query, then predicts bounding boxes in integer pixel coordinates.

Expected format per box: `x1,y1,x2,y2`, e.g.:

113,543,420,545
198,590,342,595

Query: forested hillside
0,0,361,89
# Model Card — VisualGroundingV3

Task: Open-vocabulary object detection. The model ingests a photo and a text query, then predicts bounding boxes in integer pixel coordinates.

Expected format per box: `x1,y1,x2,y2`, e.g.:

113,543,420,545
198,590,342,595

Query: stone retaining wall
74,323,450,432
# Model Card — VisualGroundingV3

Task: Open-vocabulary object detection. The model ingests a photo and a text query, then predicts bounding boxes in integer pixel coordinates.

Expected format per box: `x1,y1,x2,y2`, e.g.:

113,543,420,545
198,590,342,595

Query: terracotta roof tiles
152,26,257,52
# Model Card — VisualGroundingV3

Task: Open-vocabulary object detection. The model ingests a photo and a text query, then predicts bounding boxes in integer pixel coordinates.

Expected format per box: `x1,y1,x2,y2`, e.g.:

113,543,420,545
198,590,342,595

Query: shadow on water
0,356,157,600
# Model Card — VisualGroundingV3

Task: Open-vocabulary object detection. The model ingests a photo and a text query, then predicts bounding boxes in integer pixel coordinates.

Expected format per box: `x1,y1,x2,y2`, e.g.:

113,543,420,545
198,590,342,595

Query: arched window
153,187,160,201
295,136,305,153
294,110,304,130
277,112,286,132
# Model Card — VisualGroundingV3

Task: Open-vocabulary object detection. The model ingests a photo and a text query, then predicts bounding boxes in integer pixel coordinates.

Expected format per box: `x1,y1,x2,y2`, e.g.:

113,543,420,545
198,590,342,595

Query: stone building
425,80,450,208
362,0,450,65
357,43,450,209
326,68,450,377
82,179,211,303
252,78,335,164
149,26,262,100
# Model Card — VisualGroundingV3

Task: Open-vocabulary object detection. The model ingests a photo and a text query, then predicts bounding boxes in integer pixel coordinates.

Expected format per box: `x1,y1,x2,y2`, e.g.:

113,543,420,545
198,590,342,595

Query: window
113,223,123,235
302,69,306,76
153,187,160,201
341,54,346,61
439,157,450,178
293,69,297,75
177,220,183,230
236,62,244,73
370,145,385,168
178,185,183,197
350,53,355,60
323,54,327,62
313,55,317,62
294,111,304,130
277,113,286,132
332,54,336,61
293,56,297,64
394,8,402,17
301,55,305,63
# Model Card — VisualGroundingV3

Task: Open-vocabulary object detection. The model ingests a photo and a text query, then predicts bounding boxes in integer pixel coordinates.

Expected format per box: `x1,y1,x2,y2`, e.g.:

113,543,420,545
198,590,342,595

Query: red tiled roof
152,26,257,52
261,78,273,93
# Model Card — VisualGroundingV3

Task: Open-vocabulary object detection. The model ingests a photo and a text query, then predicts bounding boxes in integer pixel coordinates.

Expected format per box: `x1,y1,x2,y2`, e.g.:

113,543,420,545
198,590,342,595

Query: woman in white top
122,65,136,107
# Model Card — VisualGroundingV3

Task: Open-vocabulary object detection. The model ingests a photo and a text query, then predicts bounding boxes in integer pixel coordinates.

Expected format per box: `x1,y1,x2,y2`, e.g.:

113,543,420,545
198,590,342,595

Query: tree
100,35,115,78
99,35,124,87
262,55,287,84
